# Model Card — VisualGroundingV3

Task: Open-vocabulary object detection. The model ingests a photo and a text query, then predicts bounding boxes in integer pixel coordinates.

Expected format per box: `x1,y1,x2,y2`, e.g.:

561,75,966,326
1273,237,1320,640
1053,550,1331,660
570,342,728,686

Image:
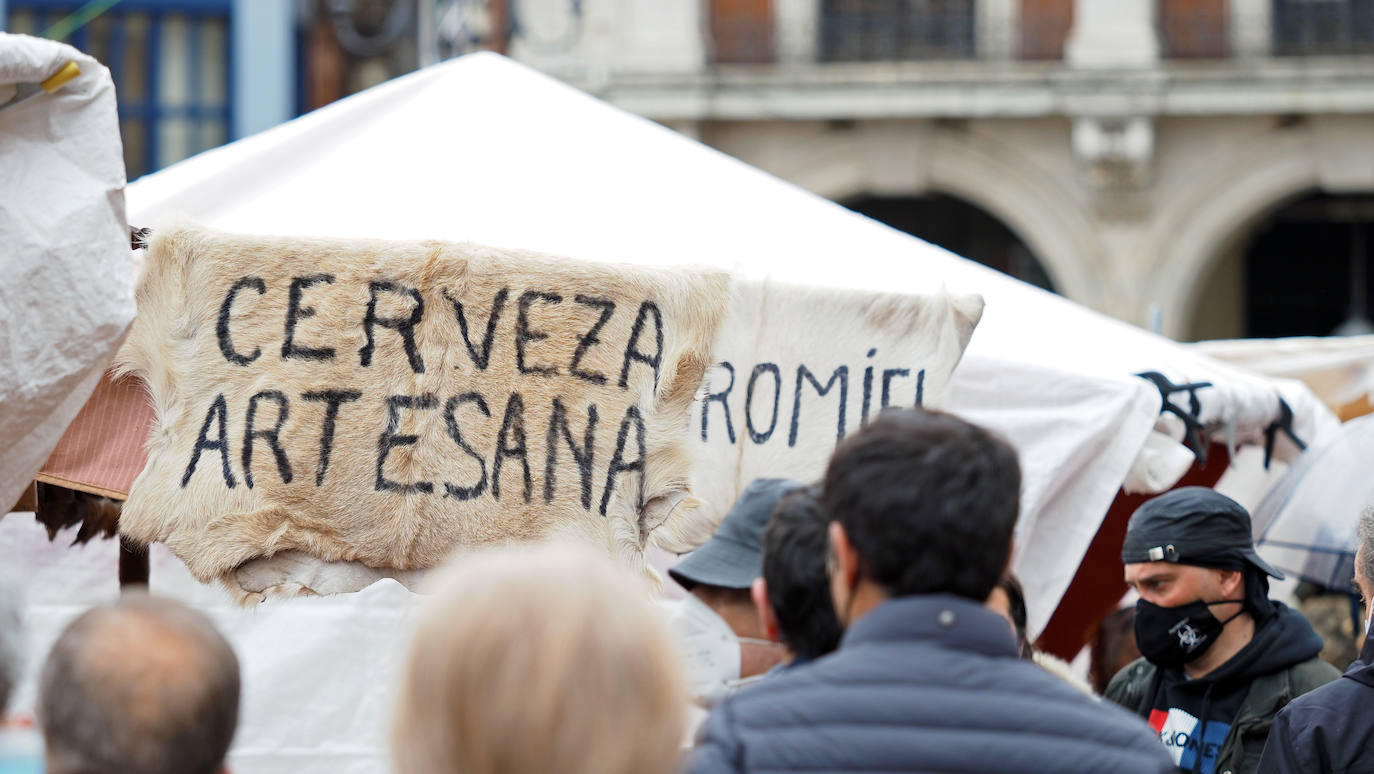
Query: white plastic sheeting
1251,413,1374,589
0,33,134,510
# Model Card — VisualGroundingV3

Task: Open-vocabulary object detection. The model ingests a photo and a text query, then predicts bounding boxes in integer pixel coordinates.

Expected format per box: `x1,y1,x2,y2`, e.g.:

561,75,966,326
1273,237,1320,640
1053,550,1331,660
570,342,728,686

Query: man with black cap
667,477,801,704
1106,486,1339,774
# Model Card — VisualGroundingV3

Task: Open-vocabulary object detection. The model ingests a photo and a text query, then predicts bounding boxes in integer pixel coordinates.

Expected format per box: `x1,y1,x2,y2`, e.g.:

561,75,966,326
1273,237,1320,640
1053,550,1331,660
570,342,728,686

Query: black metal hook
1262,396,1307,470
1136,371,1215,464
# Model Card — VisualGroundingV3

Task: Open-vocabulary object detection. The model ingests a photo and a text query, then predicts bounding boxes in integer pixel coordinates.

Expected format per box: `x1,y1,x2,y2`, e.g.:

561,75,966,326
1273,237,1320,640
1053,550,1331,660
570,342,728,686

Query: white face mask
667,594,741,706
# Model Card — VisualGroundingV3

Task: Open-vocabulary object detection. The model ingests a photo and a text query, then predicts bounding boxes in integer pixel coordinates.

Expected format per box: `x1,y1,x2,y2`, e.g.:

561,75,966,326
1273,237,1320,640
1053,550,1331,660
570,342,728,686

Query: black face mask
1134,597,1245,669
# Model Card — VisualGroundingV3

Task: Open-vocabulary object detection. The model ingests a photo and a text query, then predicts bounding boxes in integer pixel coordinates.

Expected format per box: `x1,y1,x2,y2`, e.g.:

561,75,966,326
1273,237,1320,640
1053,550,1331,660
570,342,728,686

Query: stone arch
1145,128,1322,339
758,121,1106,308
923,128,1105,308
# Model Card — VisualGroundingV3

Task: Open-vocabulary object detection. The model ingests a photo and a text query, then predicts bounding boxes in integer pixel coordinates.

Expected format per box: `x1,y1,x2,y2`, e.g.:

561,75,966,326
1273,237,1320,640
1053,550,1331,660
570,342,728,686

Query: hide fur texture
118,224,729,599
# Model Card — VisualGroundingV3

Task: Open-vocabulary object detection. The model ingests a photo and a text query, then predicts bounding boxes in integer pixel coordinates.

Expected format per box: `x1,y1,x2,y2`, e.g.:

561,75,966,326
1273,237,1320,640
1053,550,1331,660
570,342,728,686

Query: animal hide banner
118,224,981,600
670,282,984,551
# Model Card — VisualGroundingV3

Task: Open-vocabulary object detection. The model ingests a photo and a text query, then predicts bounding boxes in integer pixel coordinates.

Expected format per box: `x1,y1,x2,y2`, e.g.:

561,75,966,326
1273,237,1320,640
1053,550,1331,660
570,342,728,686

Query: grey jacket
687,595,1173,774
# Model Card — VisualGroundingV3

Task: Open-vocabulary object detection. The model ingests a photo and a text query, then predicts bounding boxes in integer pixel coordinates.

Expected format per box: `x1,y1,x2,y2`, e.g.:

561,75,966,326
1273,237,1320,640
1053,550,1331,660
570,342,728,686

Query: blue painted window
7,0,233,180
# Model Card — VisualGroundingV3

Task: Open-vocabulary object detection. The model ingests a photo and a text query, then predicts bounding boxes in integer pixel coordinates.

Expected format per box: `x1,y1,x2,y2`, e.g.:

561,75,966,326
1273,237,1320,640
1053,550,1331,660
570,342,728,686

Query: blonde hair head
393,541,687,774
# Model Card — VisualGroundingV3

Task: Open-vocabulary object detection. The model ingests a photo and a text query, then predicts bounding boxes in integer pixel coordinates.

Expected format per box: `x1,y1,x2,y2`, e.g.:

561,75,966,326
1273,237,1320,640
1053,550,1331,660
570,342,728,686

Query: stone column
1065,0,1159,68
977,0,1018,60
775,0,820,64
1230,0,1272,58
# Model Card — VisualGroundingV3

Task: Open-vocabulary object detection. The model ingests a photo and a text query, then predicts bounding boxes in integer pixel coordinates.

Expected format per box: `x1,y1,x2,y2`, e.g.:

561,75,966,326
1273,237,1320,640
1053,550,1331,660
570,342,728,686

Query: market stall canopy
1193,335,1374,419
0,33,134,511
110,53,1335,634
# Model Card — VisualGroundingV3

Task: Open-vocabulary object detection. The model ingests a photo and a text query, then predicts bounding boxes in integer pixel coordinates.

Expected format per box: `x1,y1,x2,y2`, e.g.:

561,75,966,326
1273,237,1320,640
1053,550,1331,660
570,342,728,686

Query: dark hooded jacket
1255,632,1374,774
1106,603,1340,774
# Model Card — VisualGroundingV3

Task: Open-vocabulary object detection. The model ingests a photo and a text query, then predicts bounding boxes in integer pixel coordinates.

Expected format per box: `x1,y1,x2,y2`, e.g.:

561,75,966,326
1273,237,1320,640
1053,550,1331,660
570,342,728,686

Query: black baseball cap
669,478,803,591
1121,486,1284,580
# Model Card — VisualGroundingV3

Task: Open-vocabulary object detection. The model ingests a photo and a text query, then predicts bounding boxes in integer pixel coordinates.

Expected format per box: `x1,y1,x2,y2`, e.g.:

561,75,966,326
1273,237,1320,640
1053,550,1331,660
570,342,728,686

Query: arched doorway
1189,192,1374,340
844,193,1058,293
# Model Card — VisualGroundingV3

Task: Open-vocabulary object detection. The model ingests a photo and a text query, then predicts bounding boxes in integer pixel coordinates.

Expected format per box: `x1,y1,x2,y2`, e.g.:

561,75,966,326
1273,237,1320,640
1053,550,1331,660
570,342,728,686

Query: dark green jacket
1106,655,1339,774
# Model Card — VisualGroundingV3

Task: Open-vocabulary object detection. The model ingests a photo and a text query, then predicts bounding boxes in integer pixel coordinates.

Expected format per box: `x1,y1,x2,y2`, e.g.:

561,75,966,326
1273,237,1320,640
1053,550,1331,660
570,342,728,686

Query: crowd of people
2,406,1372,773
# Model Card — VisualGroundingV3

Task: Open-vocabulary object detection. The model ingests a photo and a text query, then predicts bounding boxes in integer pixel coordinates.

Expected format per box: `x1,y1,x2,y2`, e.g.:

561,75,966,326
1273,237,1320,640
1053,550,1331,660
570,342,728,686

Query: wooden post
119,536,150,588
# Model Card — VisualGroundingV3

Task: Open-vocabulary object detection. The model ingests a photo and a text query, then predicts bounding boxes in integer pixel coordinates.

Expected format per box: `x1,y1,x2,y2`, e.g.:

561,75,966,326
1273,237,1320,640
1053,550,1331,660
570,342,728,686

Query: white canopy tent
120,52,1335,633
1192,335,1374,414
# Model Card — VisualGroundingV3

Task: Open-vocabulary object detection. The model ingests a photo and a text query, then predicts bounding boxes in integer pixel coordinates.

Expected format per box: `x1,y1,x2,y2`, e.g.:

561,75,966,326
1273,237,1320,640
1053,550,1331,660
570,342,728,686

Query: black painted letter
880,368,910,410
491,393,532,503
444,287,507,370
569,295,615,385
442,393,490,500
861,348,877,426
618,301,663,390
745,363,781,444
515,290,562,376
302,389,361,485
359,282,426,374
282,274,336,361
242,391,293,488
217,276,265,366
600,405,647,516
375,394,437,494
181,394,236,488
700,362,736,444
789,365,849,447
545,398,598,509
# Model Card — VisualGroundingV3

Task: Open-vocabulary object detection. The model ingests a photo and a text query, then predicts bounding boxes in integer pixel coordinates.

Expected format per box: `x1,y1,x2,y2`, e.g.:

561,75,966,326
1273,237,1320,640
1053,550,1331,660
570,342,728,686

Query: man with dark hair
1106,487,1338,774
38,593,240,774
688,408,1173,774
1254,505,1374,774
750,486,842,669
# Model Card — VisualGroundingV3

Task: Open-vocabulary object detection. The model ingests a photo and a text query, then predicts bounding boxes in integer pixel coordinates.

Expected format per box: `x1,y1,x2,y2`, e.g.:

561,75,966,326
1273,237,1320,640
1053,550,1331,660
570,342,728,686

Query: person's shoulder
722,652,845,710
1104,656,1154,700
1033,650,1096,696
1276,667,1359,720
1286,655,1342,693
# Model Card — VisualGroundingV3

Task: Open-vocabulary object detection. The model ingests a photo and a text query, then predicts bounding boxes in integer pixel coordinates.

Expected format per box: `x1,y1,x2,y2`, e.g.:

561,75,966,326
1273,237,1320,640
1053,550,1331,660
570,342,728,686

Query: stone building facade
493,0,1374,340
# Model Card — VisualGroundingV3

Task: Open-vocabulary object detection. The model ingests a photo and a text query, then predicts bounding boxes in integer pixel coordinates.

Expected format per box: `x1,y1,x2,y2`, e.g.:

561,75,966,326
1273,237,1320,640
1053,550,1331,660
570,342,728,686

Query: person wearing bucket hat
1105,487,1339,774
665,478,802,705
